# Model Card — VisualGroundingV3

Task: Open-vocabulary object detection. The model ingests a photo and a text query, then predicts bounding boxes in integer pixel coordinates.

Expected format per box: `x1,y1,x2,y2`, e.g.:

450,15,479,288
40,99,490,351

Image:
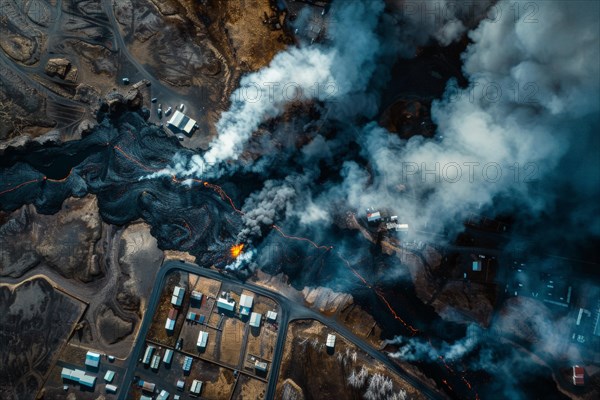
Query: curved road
119,260,443,400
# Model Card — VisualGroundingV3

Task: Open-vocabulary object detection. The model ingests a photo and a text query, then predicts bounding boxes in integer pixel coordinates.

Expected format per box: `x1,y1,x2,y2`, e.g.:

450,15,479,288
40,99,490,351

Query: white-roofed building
167,110,197,135
157,389,170,400
255,360,268,372
104,370,115,383
105,384,118,393
61,367,73,380
249,312,261,328
190,379,203,395
151,354,161,370
165,318,175,331
171,286,185,307
85,351,101,368
142,345,155,364
163,349,174,365
367,210,381,223
197,331,209,348
191,291,203,303
217,297,235,312
266,310,277,321
70,369,86,381
239,294,254,316
326,334,336,348
79,375,96,388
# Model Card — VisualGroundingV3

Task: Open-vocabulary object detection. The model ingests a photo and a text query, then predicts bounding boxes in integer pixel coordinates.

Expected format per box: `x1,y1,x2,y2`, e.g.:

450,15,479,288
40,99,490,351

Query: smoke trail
315,0,600,237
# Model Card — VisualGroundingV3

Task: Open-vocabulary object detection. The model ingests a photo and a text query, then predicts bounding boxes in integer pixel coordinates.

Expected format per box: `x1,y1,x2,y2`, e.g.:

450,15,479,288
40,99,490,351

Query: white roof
367,211,381,221
191,291,203,299
249,312,262,327
165,318,175,330
217,297,236,311
240,294,254,308
266,310,277,320
171,286,185,306
79,375,96,386
326,334,336,347
255,360,268,371
105,384,118,393
104,370,115,382
197,330,209,348
70,369,86,380
157,389,170,400
85,351,100,368
163,349,174,364
191,379,203,394
143,345,155,363
168,110,196,134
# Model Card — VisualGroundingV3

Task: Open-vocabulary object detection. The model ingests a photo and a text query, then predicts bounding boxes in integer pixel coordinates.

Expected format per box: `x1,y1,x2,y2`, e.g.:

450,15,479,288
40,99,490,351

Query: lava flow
230,243,245,258
203,182,244,214
0,178,42,196
271,224,333,251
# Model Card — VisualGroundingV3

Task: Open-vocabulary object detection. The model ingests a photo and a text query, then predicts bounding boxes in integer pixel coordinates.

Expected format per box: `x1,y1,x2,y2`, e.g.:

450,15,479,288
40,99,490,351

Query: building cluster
165,286,186,332
61,351,117,394
506,262,572,308
572,299,600,345
139,281,281,398
366,208,409,233
140,344,202,398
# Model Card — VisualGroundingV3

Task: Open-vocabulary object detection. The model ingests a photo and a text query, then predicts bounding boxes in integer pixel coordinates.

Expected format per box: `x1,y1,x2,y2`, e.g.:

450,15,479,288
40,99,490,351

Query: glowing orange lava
230,243,244,258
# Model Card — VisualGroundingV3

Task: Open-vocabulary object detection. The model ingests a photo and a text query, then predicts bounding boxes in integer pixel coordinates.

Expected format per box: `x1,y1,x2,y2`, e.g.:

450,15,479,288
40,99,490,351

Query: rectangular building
104,370,115,383
190,379,203,395
266,310,278,321
79,375,96,388
239,294,254,316
151,354,161,370
171,286,185,307
105,384,117,393
61,367,73,380
249,312,261,328
573,365,585,385
326,334,336,348
142,345,155,364
217,297,235,312
157,389,170,400
165,317,175,331
197,331,209,348
163,349,174,365
167,110,197,135
85,351,101,368
255,360,268,372
183,356,193,372
191,291,203,302
139,380,156,392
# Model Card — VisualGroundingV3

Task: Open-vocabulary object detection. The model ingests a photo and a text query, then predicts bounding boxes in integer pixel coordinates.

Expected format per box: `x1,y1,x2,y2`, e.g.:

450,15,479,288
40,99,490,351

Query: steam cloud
142,0,598,396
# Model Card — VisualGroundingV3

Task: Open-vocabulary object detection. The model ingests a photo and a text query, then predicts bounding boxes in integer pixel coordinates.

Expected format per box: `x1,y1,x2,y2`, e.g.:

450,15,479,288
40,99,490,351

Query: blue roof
183,356,193,371
85,352,100,368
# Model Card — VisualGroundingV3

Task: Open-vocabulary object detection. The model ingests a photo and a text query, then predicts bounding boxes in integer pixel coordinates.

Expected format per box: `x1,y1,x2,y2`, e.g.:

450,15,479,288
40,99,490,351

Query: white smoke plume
204,0,387,166
386,324,481,362
315,0,600,237
225,247,255,271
